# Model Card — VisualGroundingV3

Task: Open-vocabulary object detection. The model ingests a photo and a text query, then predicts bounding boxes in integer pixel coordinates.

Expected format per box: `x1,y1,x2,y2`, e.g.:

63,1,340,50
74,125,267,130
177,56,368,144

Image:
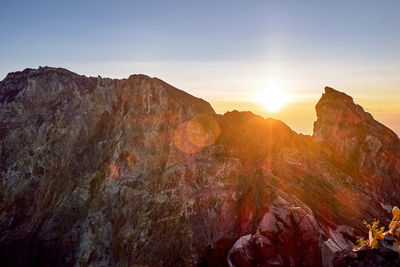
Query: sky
1,0,400,135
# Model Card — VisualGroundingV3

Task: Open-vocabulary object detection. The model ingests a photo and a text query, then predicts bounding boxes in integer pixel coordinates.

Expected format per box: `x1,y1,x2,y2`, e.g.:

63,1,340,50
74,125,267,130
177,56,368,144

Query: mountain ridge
0,67,399,266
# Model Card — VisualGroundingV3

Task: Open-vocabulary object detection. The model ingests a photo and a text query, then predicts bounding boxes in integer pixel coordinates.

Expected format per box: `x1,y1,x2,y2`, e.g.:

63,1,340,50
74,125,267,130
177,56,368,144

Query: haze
1,0,400,134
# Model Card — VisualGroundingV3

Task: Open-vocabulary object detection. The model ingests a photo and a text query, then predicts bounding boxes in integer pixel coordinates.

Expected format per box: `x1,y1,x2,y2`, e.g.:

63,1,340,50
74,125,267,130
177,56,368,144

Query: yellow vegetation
354,206,400,256
354,219,385,250
363,219,385,248
355,237,369,249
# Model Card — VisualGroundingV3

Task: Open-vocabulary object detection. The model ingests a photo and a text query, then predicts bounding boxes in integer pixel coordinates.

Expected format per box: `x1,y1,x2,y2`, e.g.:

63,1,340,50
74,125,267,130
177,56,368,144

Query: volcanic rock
314,87,400,200
227,196,322,266
1,68,400,266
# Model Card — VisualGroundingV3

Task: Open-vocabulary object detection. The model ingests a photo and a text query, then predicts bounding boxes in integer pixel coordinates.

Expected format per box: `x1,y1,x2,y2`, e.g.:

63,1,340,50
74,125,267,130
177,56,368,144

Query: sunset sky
1,0,400,135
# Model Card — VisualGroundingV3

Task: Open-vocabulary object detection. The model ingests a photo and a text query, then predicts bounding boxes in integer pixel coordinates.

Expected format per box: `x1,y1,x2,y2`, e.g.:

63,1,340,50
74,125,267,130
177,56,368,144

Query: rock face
314,87,400,200
0,67,218,266
0,68,399,266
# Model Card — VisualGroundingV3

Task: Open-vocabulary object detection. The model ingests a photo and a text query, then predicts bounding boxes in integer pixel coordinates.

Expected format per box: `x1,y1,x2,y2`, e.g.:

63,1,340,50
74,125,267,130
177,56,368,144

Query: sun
256,84,291,112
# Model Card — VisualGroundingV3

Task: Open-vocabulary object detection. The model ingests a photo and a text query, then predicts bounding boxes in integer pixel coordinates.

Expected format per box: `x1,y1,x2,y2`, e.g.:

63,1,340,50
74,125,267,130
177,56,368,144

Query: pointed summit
313,87,400,199
315,87,365,121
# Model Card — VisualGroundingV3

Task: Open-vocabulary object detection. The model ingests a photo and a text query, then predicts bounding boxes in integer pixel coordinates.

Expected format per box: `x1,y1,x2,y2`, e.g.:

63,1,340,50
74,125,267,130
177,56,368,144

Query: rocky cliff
0,68,399,266
314,87,400,200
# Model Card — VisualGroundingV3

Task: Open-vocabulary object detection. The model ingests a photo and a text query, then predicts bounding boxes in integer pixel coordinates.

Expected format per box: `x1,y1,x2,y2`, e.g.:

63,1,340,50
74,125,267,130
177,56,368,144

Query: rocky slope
0,67,399,266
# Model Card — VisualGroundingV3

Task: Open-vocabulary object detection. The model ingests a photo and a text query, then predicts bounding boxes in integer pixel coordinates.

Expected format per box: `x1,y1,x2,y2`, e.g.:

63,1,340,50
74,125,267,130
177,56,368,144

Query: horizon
1,0,400,134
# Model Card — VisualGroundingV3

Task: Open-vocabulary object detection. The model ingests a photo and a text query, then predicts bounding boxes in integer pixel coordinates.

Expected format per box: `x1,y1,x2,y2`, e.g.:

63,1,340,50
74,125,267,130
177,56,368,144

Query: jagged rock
314,87,400,200
1,68,400,266
227,235,255,267
227,196,322,266
321,226,356,267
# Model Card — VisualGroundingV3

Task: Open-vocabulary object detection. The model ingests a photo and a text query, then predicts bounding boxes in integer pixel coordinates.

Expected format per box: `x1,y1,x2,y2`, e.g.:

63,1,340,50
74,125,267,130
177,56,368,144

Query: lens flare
174,114,220,154
186,120,208,148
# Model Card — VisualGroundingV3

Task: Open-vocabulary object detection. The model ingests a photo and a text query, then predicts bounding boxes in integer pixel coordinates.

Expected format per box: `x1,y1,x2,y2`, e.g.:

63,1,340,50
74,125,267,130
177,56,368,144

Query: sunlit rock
313,86,400,199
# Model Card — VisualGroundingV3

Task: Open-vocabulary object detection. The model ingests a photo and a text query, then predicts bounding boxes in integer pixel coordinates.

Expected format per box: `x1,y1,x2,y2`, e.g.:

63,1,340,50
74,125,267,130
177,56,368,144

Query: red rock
227,235,254,267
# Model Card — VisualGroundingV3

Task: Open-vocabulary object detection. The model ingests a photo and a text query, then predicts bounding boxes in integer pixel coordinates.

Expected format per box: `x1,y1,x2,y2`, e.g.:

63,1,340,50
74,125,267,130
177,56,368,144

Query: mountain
0,67,399,266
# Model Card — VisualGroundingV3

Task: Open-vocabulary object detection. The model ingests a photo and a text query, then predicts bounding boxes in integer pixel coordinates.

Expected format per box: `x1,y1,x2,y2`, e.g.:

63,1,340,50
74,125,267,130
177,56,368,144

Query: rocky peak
214,111,301,161
314,86,399,144
314,87,373,137
313,86,400,200
322,86,356,103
